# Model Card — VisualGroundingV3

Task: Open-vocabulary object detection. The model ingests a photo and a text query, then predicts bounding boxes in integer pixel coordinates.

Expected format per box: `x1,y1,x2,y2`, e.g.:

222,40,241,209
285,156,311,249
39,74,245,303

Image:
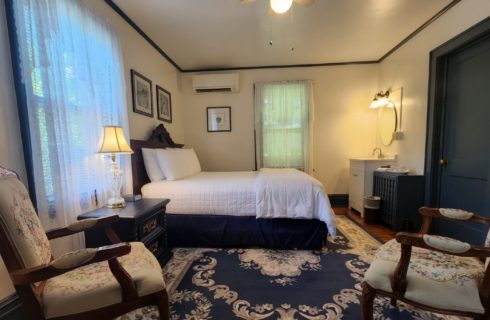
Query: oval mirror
378,104,397,146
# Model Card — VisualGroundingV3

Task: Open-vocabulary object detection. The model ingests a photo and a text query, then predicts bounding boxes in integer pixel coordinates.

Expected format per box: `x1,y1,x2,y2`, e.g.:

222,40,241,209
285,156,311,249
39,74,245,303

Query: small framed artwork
156,85,172,123
207,106,231,132
131,69,153,117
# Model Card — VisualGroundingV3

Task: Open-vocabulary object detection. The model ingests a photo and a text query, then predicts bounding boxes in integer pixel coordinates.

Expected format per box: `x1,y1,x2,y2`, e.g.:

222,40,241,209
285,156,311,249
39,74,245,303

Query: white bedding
142,171,257,216
142,169,336,237
256,168,336,237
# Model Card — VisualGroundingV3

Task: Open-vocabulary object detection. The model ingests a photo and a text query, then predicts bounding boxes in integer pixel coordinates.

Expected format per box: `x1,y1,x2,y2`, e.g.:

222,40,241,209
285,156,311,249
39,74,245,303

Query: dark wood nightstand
78,199,172,266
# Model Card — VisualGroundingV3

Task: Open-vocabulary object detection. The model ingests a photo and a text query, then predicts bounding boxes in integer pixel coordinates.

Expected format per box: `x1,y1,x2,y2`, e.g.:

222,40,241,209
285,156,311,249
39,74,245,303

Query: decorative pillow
142,148,165,182
155,148,201,181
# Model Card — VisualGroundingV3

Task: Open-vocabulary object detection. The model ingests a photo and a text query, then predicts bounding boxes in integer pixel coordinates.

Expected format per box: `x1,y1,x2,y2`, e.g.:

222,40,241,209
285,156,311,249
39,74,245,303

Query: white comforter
142,169,336,237
255,168,336,237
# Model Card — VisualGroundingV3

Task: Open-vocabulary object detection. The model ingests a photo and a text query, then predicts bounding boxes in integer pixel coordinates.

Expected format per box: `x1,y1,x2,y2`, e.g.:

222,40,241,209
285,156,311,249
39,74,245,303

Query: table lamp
98,126,133,208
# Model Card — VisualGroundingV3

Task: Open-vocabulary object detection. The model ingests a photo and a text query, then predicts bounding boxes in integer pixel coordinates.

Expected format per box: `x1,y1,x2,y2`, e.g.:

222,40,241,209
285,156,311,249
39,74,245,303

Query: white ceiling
112,0,454,71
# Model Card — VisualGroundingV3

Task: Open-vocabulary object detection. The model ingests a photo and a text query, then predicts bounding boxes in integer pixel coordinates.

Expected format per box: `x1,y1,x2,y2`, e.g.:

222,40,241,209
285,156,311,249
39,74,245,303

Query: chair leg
156,290,170,320
390,297,397,306
361,282,376,320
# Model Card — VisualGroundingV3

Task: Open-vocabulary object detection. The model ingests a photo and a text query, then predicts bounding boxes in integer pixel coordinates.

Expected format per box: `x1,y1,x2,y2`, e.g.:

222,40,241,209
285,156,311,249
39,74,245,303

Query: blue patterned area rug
120,216,462,320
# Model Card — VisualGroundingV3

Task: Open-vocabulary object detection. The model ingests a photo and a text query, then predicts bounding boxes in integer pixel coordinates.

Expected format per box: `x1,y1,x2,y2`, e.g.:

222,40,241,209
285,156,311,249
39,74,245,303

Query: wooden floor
333,207,396,243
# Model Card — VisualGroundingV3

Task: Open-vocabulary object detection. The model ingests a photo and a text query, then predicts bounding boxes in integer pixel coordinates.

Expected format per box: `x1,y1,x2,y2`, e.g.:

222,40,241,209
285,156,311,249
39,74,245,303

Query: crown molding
104,0,182,72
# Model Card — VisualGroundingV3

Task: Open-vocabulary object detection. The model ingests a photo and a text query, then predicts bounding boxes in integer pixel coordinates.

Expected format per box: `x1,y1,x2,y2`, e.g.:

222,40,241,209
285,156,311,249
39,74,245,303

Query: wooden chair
362,207,490,319
0,166,169,319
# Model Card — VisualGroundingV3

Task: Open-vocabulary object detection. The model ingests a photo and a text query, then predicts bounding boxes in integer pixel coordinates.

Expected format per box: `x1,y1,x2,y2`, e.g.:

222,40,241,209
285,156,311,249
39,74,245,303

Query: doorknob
439,159,448,166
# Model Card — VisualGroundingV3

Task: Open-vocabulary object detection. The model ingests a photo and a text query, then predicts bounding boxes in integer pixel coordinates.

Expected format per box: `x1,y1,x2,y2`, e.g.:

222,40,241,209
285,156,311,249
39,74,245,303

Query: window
12,0,128,243
254,81,312,172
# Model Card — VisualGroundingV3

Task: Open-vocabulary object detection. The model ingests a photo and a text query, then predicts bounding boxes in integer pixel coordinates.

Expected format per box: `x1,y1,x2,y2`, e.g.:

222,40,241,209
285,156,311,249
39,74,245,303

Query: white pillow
142,148,165,182
186,148,201,174
155,148,201,181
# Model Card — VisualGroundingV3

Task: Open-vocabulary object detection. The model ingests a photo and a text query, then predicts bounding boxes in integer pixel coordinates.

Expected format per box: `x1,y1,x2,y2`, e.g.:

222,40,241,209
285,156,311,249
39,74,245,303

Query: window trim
5,0,38,207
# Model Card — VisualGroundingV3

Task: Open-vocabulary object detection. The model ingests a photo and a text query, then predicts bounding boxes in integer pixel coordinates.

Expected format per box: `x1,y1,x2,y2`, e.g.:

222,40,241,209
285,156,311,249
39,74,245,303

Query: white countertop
349,155,397,161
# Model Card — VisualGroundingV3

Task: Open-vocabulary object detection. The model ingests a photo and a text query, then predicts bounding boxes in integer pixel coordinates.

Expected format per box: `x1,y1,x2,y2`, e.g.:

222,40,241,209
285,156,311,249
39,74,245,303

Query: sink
350,155,397,161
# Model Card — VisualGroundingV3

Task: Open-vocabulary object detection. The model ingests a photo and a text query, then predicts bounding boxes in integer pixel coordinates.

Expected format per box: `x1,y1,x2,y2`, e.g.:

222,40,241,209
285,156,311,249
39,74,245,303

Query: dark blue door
436,36,490,244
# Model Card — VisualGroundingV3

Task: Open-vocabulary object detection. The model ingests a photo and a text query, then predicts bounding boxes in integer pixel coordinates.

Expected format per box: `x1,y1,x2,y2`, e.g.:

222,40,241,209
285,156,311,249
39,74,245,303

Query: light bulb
270,0,293,14
369,99,380,109
377,97,389,107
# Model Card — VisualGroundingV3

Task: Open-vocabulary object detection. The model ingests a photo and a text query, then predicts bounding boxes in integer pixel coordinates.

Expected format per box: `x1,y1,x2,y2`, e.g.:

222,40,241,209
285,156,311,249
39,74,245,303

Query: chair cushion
364,239,485,314
42,242,165,319
0,176,52,268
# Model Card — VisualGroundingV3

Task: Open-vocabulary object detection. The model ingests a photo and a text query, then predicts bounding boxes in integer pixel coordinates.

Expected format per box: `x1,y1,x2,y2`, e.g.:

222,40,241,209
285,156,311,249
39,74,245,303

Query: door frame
424,17,490,206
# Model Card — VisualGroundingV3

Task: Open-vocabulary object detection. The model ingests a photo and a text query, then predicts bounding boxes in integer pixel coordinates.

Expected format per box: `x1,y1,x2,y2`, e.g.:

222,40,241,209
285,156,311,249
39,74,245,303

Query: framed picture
207,107,231,132
131,69,153,117
156,85,172,123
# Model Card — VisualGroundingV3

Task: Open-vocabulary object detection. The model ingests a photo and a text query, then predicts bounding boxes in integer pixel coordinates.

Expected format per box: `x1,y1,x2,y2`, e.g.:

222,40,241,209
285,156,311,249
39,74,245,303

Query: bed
130,124,336,250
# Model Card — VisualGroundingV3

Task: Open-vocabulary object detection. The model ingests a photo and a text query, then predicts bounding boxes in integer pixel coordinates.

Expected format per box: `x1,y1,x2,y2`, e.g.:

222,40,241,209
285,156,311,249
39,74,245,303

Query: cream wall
82,0,185,143
376,0,490,174
0,0,25,301
182,65,379,194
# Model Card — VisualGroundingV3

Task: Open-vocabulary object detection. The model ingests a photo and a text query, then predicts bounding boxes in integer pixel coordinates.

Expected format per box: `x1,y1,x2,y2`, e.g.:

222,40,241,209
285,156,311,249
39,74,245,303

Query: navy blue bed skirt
166,214,327,250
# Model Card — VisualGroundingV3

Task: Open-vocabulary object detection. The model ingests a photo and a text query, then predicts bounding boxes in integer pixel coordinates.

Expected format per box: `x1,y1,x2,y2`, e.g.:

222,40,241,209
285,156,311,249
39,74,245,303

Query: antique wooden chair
0,166,169,319
362,207,490,319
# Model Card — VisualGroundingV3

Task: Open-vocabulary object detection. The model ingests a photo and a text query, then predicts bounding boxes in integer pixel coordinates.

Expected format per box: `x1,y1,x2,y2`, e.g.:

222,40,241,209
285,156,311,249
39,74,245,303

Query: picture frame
207,106,231,132
130,69,153,117
156,85,172,123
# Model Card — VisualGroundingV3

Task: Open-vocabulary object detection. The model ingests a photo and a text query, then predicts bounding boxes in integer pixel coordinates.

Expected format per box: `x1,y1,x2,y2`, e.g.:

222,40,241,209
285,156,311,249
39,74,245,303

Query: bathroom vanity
348,156,397,217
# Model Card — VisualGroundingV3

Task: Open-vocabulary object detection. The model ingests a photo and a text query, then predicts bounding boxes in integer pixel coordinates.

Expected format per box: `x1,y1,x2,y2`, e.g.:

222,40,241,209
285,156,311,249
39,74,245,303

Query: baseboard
0,294,23,320
328,194,348,208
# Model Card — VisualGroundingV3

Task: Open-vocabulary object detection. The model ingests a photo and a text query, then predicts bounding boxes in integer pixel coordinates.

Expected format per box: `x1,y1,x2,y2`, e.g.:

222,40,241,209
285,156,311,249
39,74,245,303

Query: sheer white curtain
255,80,313,173
13,0,129,255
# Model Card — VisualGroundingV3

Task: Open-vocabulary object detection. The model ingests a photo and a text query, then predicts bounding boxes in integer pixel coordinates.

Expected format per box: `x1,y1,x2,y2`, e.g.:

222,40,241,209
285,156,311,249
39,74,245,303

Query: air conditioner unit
191,73,239,93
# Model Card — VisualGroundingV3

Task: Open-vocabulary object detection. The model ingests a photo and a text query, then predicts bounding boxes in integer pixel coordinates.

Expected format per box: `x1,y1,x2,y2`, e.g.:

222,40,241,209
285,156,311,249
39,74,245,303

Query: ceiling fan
240,0,316,15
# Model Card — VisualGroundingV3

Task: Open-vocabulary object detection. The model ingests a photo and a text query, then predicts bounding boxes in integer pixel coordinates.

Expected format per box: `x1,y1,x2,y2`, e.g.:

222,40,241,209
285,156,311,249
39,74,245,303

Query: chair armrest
46,215,120,240
396,232,490,258
391,232,490,297
10,243,131,285
419,207,490,234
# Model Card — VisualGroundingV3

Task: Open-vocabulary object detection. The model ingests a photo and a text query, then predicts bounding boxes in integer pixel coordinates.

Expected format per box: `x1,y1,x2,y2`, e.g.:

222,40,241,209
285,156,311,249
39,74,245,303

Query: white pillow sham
142,148,165,182
155,148,201,181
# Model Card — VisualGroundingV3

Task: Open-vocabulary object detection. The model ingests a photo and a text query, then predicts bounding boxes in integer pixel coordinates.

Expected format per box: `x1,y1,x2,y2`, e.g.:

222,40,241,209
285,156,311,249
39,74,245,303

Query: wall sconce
369,88,404,146
369,90,391,109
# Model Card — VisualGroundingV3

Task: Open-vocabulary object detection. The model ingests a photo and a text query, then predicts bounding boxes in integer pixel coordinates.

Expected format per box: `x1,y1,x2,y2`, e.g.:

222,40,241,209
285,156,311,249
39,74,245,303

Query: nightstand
78,199,172,266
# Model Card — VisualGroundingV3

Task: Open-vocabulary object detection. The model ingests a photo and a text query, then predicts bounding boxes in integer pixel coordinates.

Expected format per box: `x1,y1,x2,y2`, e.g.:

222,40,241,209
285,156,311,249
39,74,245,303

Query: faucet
372,147,384,159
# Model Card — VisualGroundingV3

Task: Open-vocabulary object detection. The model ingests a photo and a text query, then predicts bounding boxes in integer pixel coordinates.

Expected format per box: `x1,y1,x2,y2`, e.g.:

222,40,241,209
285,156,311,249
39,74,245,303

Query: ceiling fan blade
239,0,256,5
293,0,315,6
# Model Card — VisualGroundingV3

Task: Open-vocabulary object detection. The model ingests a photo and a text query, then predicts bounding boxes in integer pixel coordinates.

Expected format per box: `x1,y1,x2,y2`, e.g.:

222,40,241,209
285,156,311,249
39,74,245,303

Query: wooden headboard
130,124,184,195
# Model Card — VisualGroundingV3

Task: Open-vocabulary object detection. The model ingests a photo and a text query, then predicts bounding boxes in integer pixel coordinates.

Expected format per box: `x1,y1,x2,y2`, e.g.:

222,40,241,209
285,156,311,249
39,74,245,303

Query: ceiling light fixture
270,0,293,14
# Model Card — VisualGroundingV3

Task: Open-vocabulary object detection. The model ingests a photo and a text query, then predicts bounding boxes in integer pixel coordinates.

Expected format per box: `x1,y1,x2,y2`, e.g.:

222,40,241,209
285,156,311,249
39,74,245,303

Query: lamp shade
98,126,133,154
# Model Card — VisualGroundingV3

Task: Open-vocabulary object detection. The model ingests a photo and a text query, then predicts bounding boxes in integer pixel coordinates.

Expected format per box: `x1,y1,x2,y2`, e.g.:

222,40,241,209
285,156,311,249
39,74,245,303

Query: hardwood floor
333,207,396,243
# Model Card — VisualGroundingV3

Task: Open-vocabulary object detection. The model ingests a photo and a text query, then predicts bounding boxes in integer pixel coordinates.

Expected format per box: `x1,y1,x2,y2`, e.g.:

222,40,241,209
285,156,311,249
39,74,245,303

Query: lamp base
106,154,126,209
106,196,126,209
106,202,126,209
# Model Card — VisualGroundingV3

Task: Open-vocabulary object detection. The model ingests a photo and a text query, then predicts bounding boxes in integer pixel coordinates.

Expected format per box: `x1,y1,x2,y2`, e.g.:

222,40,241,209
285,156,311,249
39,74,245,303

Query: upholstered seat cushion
43,242,165,319
364,239,485,314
